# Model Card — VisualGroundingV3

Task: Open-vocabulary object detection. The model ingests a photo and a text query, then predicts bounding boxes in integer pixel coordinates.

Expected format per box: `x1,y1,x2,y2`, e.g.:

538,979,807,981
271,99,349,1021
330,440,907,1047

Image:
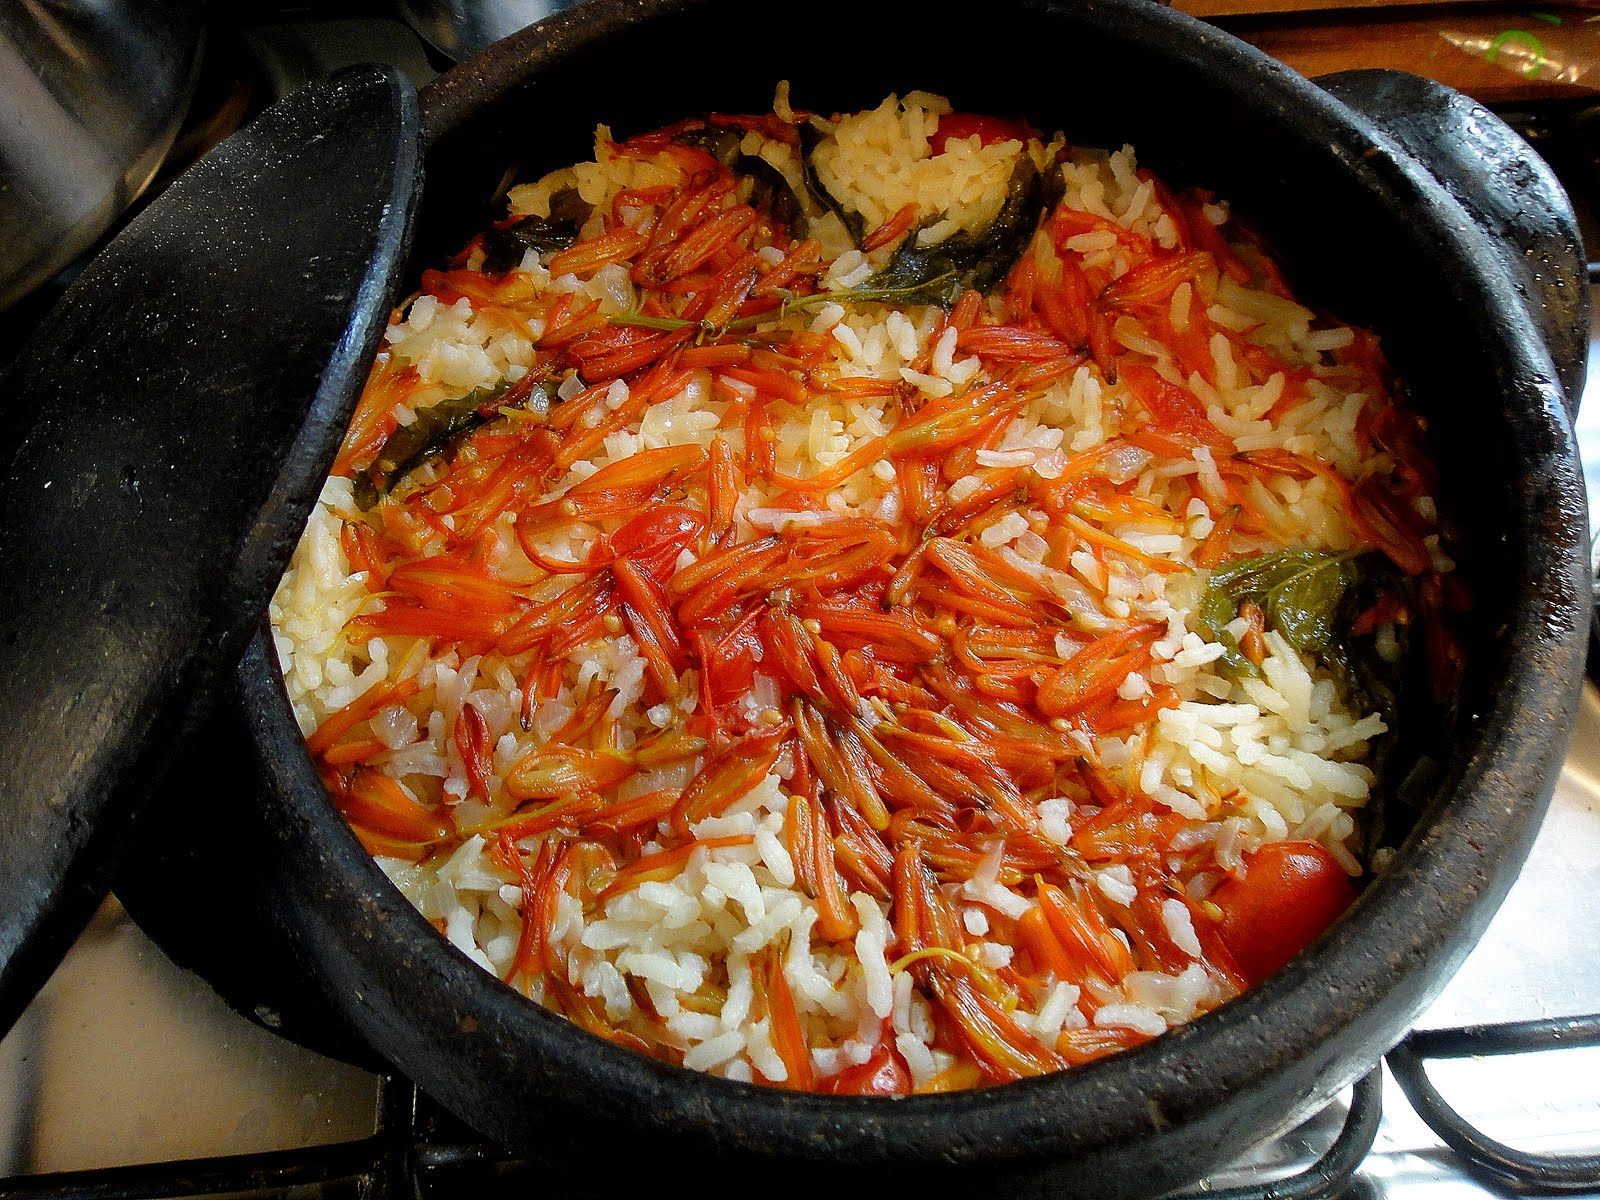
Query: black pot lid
0,64,423,1035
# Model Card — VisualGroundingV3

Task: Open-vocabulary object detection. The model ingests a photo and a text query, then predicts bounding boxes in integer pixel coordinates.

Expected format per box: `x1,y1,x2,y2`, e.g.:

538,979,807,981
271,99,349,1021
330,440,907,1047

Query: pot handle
1313,68,1590,416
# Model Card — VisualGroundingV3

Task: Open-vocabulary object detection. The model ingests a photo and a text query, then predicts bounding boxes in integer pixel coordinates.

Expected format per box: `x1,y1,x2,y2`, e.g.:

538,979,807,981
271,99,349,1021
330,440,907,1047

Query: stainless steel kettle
0,0,204,312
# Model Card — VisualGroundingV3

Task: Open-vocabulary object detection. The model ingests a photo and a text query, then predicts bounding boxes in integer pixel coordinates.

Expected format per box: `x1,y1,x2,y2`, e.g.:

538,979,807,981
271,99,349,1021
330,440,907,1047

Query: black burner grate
1389,1015,1600,1193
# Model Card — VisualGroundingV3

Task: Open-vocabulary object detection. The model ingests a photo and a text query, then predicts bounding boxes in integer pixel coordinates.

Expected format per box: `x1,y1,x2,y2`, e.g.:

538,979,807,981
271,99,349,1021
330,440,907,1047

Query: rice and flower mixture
271,88,1460,1094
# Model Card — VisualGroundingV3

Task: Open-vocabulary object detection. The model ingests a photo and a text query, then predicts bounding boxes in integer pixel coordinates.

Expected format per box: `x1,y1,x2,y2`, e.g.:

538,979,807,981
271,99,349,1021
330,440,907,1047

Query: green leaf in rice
480,187,593,274
799,122,867,244
1197,549,1360,678
672,126,808,229
738,273,964,327
1197,548,1424,736
356,377,555,508
736,153,806,229
866,153,1052,304
673,125,746,167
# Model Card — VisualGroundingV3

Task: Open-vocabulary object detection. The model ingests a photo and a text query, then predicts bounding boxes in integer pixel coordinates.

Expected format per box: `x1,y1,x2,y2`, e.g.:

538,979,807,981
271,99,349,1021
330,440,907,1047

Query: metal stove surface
1,12,1599,1198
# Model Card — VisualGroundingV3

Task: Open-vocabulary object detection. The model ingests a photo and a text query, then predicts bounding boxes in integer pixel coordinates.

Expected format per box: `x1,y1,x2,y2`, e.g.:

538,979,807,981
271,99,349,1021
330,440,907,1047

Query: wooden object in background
1177,3,1600,103
1174,0,1599,15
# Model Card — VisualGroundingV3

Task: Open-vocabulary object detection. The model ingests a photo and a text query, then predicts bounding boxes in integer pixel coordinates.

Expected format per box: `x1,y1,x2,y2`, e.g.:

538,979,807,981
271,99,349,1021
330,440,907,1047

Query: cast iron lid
0,64,423,1035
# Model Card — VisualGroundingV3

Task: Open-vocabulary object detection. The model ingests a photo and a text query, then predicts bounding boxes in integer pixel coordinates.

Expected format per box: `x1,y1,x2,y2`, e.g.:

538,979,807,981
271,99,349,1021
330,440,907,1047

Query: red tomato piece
820,1040,912,1096
1209,840,1358,986
930,112,1034,155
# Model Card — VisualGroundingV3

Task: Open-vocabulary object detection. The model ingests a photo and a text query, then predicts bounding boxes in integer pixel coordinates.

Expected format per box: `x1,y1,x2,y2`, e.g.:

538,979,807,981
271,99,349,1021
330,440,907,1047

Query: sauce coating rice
271,91,1456,1093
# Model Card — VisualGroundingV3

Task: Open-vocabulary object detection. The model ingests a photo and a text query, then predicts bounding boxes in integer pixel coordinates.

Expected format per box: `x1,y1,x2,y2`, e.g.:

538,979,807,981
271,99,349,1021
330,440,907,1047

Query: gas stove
1,8,1598,1198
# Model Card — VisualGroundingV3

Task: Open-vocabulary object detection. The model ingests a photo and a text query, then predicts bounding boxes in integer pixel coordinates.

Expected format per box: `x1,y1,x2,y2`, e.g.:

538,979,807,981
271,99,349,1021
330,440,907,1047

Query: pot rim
243,0,1591,1170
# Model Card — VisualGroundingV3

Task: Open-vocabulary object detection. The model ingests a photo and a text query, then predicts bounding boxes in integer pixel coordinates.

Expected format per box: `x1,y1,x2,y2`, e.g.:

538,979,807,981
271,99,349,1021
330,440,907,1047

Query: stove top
1,8,1598,1198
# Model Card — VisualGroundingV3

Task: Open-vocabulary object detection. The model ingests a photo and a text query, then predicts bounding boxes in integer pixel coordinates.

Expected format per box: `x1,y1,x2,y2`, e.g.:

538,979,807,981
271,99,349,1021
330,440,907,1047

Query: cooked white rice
270,89,1443,1093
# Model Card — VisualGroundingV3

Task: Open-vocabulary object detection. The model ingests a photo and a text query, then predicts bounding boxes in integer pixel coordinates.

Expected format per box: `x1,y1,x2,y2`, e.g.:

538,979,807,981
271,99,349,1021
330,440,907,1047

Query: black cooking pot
119,1,1591,1195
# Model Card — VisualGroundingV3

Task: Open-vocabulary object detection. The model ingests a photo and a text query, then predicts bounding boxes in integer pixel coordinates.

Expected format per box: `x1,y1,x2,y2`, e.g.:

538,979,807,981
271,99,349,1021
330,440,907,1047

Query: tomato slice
820,1039,911,1096
1208,840,1358,986
930,112,1034,155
